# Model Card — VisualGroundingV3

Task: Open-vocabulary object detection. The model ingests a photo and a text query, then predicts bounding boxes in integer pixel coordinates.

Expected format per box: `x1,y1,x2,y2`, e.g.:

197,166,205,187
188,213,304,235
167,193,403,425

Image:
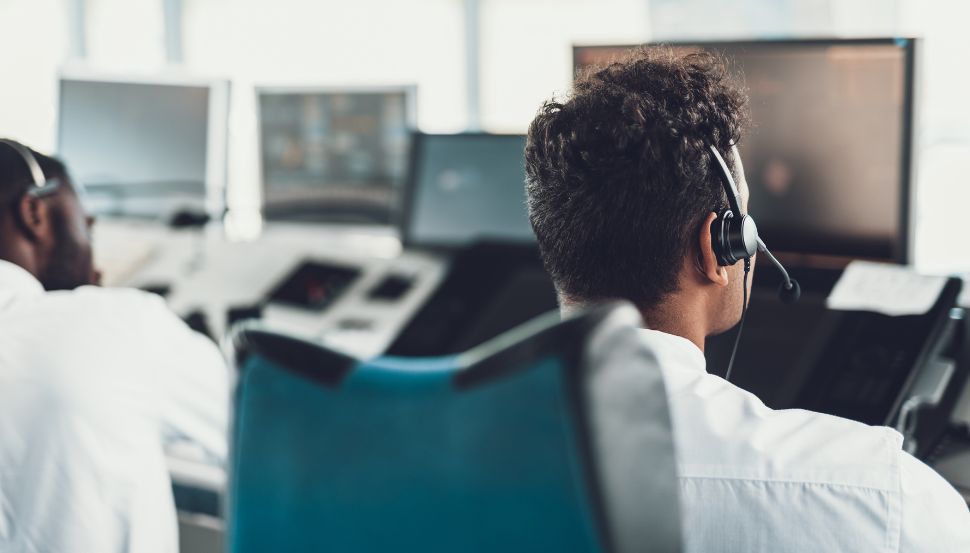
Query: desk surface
96,219,447,357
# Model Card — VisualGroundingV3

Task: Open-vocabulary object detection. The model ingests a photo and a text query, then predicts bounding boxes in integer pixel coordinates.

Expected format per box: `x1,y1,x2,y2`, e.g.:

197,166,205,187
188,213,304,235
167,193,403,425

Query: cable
724,257,751,382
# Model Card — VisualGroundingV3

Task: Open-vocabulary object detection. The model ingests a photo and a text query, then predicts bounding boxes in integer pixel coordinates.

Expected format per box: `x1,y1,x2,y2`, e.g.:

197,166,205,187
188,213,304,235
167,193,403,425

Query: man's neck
640,304,708,352
561,293,710,352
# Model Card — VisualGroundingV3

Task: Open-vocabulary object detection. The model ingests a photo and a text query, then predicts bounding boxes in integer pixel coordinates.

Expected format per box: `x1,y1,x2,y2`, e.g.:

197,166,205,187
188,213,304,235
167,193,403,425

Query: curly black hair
525,46,750,309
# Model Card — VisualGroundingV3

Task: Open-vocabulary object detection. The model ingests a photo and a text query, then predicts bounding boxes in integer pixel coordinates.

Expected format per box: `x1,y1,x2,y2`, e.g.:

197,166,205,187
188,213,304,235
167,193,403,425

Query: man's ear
15,192,52,243
697,211,729,287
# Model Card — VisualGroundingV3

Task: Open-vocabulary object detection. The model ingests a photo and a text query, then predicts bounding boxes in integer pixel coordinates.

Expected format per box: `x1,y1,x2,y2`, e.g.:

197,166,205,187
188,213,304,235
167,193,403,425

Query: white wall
0,0,70,151
478,0,651,132
86,0,167,71
897,0,970,272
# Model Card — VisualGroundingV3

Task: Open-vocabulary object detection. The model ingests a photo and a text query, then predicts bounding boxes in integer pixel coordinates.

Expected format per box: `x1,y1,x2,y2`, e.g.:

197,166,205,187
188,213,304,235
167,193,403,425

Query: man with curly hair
525,48,970,551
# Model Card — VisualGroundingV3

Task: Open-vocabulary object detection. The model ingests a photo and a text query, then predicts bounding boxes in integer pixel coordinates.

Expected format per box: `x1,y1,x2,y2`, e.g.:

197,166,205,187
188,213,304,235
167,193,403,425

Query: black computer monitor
400,133,534,249
573,38,917,264
57,75,230,219
258,86,416,224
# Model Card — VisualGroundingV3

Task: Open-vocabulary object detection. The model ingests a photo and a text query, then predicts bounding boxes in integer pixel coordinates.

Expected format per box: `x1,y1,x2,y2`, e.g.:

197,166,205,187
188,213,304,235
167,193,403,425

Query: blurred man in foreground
0,139,228,552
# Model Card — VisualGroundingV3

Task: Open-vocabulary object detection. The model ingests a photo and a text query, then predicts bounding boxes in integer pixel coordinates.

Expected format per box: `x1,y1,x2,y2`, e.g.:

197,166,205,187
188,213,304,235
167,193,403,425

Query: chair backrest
226,302,681,553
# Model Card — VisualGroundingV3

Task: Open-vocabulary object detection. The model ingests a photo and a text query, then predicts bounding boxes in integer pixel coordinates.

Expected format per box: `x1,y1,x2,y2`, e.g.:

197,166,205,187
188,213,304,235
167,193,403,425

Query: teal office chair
226,302,681,553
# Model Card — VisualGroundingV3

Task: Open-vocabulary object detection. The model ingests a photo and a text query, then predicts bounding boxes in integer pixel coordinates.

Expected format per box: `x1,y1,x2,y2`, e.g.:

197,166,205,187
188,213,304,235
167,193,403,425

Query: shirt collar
638,327,708,375
0,259,45,298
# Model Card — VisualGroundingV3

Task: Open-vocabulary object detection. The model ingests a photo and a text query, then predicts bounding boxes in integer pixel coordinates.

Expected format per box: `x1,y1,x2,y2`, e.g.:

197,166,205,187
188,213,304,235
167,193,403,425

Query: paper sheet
826,261,948,316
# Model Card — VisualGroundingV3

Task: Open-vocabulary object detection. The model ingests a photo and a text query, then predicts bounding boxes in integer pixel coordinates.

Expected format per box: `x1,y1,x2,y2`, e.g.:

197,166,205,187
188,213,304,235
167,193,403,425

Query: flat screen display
574,39,915,263
404,133,533,248
259,88,414,224
58,78,222,218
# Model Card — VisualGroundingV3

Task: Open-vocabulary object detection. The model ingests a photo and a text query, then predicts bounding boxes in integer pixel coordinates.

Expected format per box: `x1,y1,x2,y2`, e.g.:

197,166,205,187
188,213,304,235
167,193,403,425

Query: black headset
0,139,61,198
708,144,799,304
708,144,799,381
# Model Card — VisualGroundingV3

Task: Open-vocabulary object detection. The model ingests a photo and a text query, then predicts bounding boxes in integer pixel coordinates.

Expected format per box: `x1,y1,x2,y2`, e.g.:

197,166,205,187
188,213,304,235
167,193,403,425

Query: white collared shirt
0,260,228,553
639,328,970,552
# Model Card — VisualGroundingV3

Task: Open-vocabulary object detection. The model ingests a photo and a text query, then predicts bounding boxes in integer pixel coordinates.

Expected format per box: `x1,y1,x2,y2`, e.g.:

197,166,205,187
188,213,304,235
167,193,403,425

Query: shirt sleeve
137,292,231,464
899,450,970,552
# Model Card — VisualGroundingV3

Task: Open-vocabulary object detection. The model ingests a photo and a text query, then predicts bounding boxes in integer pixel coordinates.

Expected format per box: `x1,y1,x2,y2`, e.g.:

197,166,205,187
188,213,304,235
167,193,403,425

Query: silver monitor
258,86,416,224
57,74,230,219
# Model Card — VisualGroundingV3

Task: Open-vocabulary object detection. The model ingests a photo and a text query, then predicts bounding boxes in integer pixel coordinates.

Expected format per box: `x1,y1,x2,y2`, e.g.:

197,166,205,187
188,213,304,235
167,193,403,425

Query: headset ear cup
710,210,735,266
738,215,760,259
711,210,760,266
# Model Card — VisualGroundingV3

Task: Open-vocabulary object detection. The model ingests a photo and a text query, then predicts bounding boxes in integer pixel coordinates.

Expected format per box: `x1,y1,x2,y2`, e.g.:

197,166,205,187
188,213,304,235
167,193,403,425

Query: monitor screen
574,39,915,263
58,77,227,218
403,133,533,248
258,88,414,224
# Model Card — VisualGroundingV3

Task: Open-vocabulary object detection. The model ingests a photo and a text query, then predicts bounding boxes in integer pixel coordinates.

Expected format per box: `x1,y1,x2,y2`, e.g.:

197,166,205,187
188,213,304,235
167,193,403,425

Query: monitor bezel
398,132,531,251
56,69,231,219
255,84,418,225
572,37,918,265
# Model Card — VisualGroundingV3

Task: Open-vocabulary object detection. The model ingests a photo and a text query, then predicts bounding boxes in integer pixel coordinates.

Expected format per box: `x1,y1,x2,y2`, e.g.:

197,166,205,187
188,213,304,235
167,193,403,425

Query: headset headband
708,145,743,218
0,139,60,196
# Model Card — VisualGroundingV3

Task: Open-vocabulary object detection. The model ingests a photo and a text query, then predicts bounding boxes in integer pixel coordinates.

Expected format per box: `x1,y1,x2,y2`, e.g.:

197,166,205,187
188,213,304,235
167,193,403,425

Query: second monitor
401,133,534,249
258,86,416,224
